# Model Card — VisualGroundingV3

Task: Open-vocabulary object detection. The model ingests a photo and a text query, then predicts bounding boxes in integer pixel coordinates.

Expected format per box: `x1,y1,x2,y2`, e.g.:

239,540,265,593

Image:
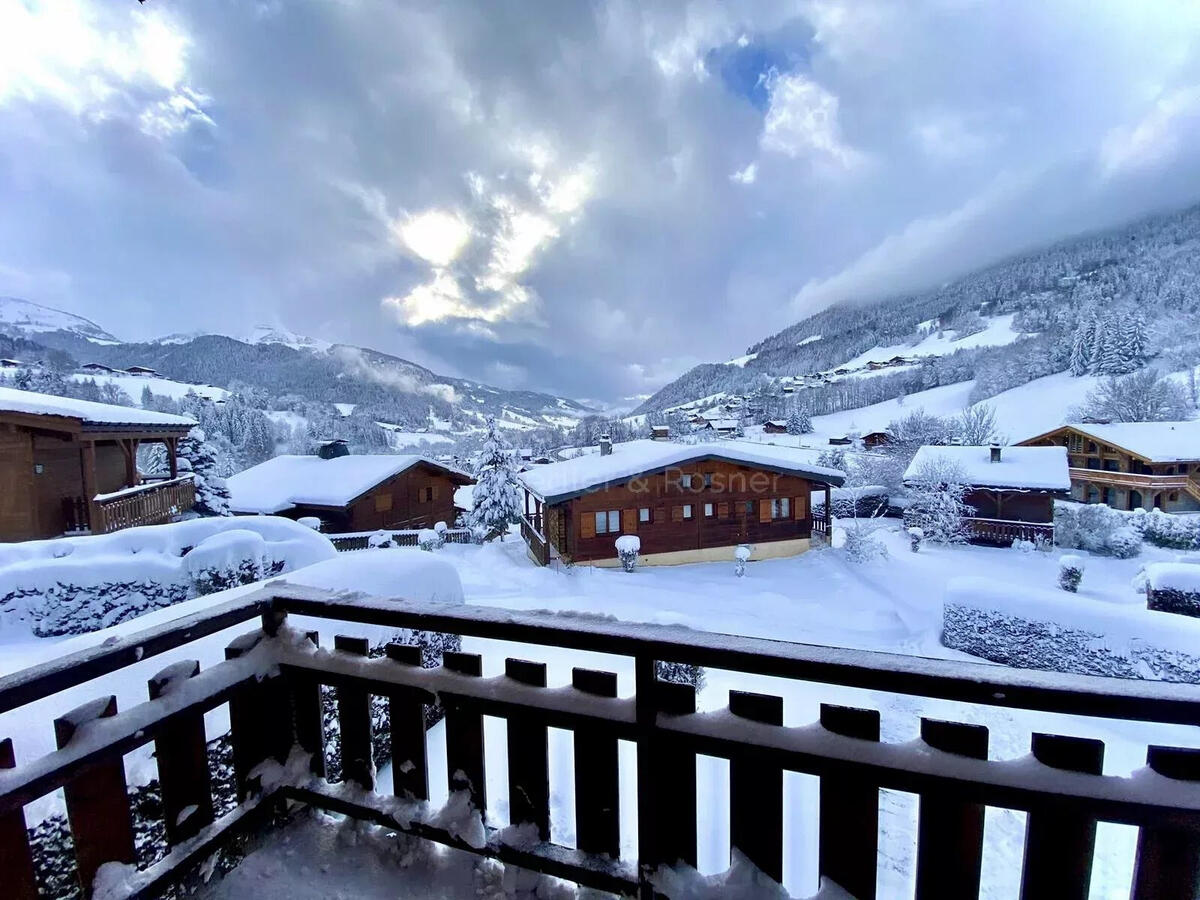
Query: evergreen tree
1068,320,1091,376
468,416,522,540
786,406,812,434
239,413,276,466
177,427,233,516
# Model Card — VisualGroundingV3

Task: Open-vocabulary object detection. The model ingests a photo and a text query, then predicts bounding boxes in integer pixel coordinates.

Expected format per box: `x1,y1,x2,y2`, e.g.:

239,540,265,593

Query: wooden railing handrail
93,473,194,504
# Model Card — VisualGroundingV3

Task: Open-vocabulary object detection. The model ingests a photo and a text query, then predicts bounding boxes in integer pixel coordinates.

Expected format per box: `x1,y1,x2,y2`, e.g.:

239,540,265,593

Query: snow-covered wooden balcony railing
520,514,550,566
89,474,196,534
326,527,473,552
4,585,1200,899
965,516,1055,546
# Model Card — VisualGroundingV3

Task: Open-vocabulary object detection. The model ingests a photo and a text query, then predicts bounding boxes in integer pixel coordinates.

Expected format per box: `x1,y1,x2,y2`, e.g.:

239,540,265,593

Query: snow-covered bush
469,524,489,544
298,516,322,531
903,458,974,544
734,544,752,577
656,659,706,693
907,526,923,553
367,530,394,549
418,528,442,551
183,529,273,595
1144,562,1200,618
1058,554,1085,592
1011,538,1035,554
1105,526,1143,559
1053,502,1142,557
1141,510,1200,550
615,534,641,572
842,523,888,562
815,485,890,520
434,520,449,537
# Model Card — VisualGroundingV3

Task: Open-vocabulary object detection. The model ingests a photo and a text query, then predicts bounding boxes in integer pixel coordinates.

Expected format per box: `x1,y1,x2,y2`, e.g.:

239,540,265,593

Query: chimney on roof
599,433,613,456
318,439,350,460
990,444,1002,463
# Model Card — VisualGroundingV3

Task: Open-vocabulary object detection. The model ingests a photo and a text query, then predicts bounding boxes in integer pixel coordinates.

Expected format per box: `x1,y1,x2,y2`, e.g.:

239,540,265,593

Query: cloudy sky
4,1,1200,402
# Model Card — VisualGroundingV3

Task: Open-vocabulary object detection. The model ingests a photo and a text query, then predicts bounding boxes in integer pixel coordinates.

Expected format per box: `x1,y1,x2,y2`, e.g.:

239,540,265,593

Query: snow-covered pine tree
1124,308,1148,371
1090,314,1109,373
239,413,276,466
177,427,233,516
468,416,522,540
1068,323,1090,376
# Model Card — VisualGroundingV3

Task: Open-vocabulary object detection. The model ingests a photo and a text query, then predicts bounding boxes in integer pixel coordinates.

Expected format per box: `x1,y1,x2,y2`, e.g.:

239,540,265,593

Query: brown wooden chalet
0,386,196,542
1018,422,1200,512
861,431,890,450
517,438,843,567
903,444,1070,545
762,420,788,434
226,447,472,533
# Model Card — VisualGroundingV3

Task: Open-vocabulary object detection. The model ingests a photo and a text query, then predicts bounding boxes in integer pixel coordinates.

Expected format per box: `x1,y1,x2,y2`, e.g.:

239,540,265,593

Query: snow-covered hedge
1144,562,1200,618
942,576,1200,683
813,485,890,520
1055,503,1200,556
0,517,335,637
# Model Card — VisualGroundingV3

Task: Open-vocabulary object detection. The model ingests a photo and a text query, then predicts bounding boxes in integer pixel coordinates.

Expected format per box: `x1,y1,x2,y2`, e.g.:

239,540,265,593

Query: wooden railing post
819,703,880,900
729,690,784,883
148,660,214,846
334,635,374,791
0,738,39,900
505,658,550,840
649,677,697,872
224,631,293,799
55,696,137,897
386,643,428,801
1131,746,1200,900
443,651,486,812
1019,733,1104,900
634,653,659,896
572,668,620,858
288,631,326,778
915,718,989,899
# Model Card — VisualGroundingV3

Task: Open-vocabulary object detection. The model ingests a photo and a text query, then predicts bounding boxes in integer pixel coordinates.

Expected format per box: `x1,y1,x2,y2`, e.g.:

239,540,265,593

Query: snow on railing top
93,473,194,503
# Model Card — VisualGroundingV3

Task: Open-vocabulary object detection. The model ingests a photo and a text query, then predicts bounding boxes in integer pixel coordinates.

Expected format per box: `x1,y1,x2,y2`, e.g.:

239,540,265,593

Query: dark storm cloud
3,0,1200,400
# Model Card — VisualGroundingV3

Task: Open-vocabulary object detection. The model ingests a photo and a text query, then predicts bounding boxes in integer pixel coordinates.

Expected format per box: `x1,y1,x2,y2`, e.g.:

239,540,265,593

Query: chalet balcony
966,516,1054,546
520,513,550,566
1067,467,1192,491
63,474,196,535
4,585,1200,900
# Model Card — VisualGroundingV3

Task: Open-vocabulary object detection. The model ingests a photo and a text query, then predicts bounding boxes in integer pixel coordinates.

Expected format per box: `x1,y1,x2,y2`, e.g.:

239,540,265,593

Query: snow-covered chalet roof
0,386,195,430
227,453,471,514
518,439,845,503
903,445,1070,491
1056,421,1200,463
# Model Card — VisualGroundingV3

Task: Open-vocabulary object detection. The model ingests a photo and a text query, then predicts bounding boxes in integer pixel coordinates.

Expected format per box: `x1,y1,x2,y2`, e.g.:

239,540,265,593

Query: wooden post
0,739,39,900
167,437,178,479
386,643,428,800
120,439,137,489
650,678,697,869
1019,733,1104,900
443,651,486,812
572,668,620,858
289,632,326,778
915,718,989,899
505,658,550,840
81,440,99,533
1131,746,1200,900
729,690,784,884
148,660,214,846
55,696,137,897
334,635,374,790
223,631,294,799
819,704,880,900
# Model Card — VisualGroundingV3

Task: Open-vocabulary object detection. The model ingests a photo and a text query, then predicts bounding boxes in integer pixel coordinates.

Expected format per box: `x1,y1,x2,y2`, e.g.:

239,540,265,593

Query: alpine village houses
0,386,196,541
226,441,472,533
517,436,844,567
1017,421,1200,512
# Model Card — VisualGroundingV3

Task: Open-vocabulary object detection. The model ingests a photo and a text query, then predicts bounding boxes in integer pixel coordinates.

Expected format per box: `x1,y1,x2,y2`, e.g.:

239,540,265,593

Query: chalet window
419,486,434,502
1068,434,1083,452
704,502,714,517
745,500,754,516
679,474,695,491
682,504,693,520
594,510,620,534
639,507,651,523
703,473,714,488
770,498,790,519
375,493,393,513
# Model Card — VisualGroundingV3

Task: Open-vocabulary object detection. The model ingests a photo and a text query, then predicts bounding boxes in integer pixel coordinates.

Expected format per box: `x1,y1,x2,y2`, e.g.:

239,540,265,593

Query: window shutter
581,512,596,539
795,495,806,519
671,505,683,523
655,506,665,525
622,508,637,533
758,499,772,523
431,484,439,501
717,501,729,519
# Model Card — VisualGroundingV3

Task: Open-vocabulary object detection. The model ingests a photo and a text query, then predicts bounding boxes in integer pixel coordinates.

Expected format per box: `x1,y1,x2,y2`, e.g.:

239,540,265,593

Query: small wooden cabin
0,386,196,541
861,431,890,450
517,439,843,567
763,420,788,434
226,451,472,533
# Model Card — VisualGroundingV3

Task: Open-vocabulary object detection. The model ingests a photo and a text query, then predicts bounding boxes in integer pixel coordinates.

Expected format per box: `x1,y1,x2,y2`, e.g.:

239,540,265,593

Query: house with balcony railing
1019,421,1200,512
0,386,196,541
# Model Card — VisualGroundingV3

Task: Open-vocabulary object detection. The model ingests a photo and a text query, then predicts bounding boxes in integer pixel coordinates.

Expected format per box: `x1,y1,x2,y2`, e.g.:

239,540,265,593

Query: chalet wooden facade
903,445,1071,545
517,439,843,567
1018,422,1200,512
227,452,472,533
0,387,196,542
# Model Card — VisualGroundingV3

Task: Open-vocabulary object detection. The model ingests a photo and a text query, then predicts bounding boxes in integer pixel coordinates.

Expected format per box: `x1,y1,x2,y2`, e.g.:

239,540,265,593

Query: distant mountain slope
0,297,118,344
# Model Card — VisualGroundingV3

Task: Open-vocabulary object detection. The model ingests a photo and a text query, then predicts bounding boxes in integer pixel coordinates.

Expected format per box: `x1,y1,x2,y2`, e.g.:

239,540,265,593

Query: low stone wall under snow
942,576,1200,684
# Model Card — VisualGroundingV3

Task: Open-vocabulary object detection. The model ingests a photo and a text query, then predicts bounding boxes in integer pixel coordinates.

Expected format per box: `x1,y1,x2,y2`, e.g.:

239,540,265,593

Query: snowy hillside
68,371,229,402
0,296,117,344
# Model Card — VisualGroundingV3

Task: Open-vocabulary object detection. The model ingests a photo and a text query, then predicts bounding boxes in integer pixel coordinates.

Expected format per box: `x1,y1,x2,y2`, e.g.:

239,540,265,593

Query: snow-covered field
68,372,229,402
835,314,1024,372
5,530,1199,898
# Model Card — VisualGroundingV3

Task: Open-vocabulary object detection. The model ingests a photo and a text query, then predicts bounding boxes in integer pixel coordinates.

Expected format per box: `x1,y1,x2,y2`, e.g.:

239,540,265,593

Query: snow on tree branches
468,415,522,540
903,457,975,544
177,427,233,516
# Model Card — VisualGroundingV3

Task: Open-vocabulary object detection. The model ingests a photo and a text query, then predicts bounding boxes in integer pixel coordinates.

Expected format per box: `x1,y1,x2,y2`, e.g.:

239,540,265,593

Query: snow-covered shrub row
812,485,890,520
1140,510,1200,550
942,576,1200,683
1144,562,1200,618
1055,503,1200,556
0,517,335,636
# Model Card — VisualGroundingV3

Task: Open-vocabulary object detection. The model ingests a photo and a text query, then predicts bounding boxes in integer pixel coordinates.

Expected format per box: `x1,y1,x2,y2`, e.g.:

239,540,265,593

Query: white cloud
394,209,473,266
1099,84,1200,177
730,162,757,184
760,70,864,171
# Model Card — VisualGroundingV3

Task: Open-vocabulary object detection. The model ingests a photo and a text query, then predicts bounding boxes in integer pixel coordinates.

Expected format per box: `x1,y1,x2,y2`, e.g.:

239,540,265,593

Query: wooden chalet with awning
517,438,844,567
0,386,196,541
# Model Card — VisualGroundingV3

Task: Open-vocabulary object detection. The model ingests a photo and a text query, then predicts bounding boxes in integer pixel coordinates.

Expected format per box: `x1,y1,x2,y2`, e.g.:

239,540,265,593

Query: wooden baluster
443,651,486,812
915,718,989,899
334,635,374,790
652,678,697,869
386,642,428,800
572,667,620,858
1019,733,1104,900
1131,746,1200,900
148,660,214,846
505,658,550,840
288,631,326,778
634,655,658,895
223,631,293,799
729,690,784,884
55,696,137,897
0,738,39,900
819,703,880,900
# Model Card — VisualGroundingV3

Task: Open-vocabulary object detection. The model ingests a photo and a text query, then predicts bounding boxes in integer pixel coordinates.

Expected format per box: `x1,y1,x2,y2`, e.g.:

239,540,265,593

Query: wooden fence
93,475,196,534
3,584,1200,899
327,528,474,552
966,516,1055,546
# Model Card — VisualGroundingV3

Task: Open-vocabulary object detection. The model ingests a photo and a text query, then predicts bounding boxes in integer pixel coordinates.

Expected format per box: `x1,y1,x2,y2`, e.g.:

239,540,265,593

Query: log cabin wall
559,460,815,563
0,424,36,540
963,489,1053,522
290,464,464,532
30,437,127,538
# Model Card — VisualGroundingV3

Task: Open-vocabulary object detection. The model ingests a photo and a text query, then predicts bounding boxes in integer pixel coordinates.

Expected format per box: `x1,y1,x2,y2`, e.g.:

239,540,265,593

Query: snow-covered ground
69,372,229,402
5,530,1199,898
834,314,1024,373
